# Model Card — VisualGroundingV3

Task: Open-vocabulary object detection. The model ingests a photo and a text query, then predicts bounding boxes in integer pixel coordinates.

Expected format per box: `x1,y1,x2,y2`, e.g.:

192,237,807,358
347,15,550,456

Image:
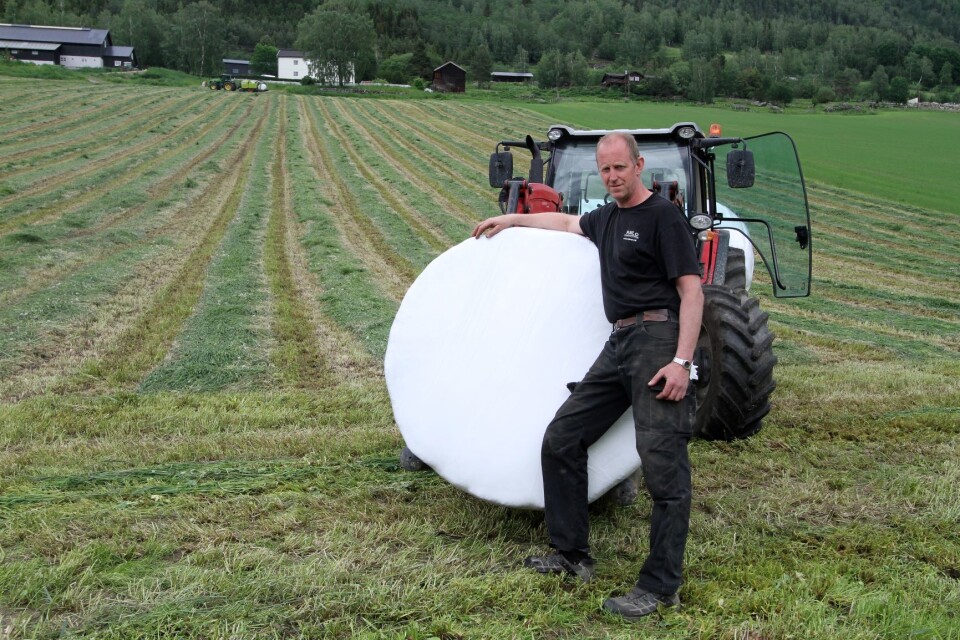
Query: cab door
712,132,812,298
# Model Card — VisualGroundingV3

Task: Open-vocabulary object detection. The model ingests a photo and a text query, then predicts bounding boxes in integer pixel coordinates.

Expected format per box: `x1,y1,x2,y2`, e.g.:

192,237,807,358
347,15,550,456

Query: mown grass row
262,95,337,390
327,100,479,234
0,88,170,152
69,98,273,393
320,99,452,254
0,83,132,139
137,98,278,392
1,91,202,178
0,96,253,342
0,91,267,398
292,97,409,357
0,94,247,234
350,100,495,214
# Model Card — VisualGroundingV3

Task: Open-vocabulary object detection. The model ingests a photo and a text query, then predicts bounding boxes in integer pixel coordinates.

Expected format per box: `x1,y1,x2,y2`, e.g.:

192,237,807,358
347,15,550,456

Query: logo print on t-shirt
623,230,639,242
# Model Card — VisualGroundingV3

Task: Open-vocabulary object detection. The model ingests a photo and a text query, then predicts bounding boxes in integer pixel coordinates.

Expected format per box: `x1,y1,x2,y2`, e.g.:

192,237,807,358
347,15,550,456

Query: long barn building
0,23,136,69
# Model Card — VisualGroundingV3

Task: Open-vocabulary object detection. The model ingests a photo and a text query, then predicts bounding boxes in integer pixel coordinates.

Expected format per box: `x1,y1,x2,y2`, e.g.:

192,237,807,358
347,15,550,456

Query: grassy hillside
0,77,957,638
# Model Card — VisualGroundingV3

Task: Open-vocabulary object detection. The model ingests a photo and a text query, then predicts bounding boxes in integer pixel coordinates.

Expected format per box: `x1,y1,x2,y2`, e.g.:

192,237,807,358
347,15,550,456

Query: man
472,132,703,620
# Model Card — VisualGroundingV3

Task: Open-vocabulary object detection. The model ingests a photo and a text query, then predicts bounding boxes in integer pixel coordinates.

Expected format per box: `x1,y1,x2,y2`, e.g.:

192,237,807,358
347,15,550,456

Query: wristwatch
672,357,693,370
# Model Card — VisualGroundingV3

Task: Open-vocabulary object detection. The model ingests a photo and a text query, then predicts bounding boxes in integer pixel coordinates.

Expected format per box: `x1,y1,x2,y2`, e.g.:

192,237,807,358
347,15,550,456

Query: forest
3,0,960,103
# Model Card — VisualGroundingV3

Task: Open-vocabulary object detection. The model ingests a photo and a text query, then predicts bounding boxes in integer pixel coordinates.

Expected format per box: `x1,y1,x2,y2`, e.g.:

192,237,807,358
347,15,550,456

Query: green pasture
0,77,958,638
524,101,960,214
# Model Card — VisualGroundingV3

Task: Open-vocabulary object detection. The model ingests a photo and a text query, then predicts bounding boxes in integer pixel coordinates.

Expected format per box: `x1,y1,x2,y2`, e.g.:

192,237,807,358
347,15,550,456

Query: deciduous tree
250,41,279,76
295,8,375,85
164,1,224,76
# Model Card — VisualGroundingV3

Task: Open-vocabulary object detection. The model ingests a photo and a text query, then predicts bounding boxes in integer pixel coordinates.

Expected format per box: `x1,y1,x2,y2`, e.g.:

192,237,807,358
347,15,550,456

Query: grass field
0,76,958,639
524,101,960,214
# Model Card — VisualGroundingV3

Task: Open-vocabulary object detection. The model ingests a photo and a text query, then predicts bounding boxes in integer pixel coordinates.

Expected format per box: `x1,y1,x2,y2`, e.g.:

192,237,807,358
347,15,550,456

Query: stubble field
0,76,958,639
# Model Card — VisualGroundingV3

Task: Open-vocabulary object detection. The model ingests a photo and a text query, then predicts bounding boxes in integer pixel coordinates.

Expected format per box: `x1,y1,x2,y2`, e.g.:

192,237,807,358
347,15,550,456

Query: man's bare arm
472,212,584,239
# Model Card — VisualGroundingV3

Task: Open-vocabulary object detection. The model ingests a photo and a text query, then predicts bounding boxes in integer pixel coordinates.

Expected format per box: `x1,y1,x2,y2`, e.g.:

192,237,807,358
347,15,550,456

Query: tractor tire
722,248,747,290
224,81,236,91
399,446,430,472
694,285,777,441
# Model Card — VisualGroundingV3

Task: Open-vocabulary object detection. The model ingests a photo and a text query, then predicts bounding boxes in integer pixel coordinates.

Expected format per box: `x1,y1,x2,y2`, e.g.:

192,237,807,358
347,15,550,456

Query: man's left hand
649,362,690,401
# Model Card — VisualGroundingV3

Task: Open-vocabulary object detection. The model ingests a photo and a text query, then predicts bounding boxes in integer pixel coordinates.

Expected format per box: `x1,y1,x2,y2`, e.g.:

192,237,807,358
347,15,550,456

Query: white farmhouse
276,48,354,84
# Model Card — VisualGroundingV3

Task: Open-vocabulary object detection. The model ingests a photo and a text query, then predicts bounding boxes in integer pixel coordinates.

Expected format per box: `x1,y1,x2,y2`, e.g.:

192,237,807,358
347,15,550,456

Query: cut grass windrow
0,87,172,154
0,95,250,235
0,110,266,398
345,100,492,225
138,100,278,393
316,99,449,256
382,102,493,175
283,99,398,361
1,91,201,173
263,95,336,388
417,101,550,144
322,99,467,248
0,98,253,308
62,99,273,392
0,85,131,140
298,98,417,300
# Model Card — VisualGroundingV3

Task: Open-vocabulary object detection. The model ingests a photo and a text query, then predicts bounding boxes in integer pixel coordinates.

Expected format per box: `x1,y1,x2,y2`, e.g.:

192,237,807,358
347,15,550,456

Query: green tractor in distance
206,74,268,92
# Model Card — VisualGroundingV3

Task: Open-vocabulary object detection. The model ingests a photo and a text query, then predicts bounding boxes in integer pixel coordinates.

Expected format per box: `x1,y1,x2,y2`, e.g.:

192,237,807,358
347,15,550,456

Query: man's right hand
472,215,516,239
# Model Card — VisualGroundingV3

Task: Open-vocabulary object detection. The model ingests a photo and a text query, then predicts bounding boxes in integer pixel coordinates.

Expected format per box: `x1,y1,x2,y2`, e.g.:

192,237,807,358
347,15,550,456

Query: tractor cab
489,122,811,299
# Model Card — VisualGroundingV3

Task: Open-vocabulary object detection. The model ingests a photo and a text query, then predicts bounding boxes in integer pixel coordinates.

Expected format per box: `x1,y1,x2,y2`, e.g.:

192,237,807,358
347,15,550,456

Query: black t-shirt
579,193,700,323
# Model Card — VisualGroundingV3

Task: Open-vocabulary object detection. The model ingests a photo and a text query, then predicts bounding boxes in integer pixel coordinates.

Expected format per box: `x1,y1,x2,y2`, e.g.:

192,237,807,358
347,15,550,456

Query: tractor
487,122,812,441
206,74,268,92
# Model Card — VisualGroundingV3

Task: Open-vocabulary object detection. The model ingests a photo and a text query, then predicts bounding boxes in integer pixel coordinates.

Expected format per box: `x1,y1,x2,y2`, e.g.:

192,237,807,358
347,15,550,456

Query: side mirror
489,152,513,188
726,149,755,188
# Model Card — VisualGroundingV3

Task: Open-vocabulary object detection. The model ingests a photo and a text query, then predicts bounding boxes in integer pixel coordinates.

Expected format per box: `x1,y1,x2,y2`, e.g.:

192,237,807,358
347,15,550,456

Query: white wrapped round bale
385,227,640,509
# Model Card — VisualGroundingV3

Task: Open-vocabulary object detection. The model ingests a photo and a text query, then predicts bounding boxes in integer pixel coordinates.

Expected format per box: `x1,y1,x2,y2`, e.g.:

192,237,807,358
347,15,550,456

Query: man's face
596,138,644,206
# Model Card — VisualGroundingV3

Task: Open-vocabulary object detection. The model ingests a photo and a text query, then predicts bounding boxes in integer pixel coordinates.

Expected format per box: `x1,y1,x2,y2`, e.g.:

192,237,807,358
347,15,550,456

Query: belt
613,308,674,330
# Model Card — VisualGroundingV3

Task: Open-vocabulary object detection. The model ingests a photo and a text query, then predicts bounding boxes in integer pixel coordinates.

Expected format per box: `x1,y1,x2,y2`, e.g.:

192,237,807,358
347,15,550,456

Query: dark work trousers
541,318,695,596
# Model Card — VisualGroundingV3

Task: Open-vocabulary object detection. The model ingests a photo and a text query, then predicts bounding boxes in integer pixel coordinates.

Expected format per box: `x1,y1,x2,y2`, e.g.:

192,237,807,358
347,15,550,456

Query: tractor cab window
550,141,690,216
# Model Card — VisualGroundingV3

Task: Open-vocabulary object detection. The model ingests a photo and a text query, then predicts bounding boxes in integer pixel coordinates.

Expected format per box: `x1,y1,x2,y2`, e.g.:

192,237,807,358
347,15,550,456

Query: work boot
602,587,680,620
523,552,595,583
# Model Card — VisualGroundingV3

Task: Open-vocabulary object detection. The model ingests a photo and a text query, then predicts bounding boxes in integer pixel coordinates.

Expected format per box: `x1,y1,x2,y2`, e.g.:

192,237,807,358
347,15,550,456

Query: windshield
550,141,691,216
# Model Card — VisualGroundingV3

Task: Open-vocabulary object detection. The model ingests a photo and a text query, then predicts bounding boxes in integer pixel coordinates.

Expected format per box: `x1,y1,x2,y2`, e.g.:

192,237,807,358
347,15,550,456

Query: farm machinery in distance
206,74,268,92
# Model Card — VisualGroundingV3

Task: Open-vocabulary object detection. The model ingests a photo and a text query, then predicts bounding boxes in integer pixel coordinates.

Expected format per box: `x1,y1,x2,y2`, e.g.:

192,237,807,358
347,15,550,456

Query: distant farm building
601,71,643,87
433,61,465,92
277,48,354,84
0,23,136,68
491,71,533,83
277,49,307,80
223,58,250,75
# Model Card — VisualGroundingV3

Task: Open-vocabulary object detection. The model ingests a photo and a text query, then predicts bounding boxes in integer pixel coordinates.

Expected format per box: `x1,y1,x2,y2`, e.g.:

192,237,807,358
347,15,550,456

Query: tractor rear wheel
694,285,777,440
723,248,747,290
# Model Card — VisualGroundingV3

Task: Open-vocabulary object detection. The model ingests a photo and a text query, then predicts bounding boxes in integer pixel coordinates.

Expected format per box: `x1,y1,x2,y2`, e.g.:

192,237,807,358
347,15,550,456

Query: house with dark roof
491,71,533,83
223,58,250,75
432,61,465,92
601,70,643,87
0,23,136,68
